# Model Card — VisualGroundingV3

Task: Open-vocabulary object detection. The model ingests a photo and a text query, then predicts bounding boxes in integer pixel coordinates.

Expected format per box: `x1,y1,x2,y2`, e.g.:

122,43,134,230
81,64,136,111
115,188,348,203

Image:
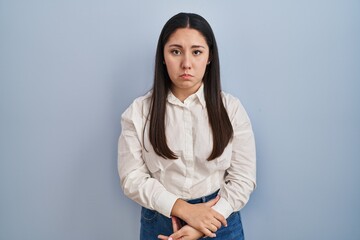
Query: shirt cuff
212,197,234,219
154,190,179,218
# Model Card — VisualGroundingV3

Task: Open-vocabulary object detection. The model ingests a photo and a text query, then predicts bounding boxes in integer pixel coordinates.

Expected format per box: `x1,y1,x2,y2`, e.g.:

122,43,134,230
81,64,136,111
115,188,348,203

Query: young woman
118,13,256,240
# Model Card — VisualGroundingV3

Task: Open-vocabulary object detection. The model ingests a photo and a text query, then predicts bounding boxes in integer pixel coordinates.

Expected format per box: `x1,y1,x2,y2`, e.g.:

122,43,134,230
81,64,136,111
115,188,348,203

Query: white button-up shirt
118,85,256,219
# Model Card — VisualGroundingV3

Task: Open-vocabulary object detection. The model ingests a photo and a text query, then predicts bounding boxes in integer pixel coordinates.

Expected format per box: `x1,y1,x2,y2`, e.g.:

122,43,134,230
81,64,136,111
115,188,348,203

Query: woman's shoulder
132,91,152,106
122,91,152,120
221,90,249,121
221,90,241,108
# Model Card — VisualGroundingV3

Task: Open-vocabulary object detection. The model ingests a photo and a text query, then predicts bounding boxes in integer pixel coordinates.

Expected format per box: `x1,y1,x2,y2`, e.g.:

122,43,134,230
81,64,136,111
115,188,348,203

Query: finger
207,223,218,233
209,217,223,229
168,232,183,239
157,234,168,240
158,235,181,240
169,229,185,240
211,220,221,229
204,195,220,207
201,227,216,238
214,213,227,227
172,216,182,232
204,211,225,229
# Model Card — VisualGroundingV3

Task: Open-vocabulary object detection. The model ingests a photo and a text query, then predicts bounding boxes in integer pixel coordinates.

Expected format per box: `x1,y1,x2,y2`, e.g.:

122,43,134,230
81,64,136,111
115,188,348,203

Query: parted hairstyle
147,12,233,160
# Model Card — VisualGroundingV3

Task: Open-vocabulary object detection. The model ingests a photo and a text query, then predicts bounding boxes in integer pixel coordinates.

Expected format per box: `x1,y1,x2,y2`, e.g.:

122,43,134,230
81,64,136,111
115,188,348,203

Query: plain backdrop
1,0,359,239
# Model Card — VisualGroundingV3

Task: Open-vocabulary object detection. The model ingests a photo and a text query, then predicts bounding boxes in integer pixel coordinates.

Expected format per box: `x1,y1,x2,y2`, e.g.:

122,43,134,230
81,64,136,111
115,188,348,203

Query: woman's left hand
158,216,204,240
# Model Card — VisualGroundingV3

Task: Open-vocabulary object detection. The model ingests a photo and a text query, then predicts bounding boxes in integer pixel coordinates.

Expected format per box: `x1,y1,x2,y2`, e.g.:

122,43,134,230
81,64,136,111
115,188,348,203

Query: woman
118,12,256,240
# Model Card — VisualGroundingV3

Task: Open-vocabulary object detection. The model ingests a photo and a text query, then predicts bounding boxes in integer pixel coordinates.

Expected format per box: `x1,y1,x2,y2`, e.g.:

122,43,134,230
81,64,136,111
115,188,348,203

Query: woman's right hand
170,195,227,238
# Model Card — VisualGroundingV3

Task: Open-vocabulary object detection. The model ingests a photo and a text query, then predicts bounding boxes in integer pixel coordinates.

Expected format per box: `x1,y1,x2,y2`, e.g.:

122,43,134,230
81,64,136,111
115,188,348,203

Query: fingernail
168,237,173,240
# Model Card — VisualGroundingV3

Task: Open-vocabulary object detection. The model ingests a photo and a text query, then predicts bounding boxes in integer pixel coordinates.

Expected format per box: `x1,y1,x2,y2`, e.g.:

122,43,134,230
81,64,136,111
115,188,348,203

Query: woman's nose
181,54,192,69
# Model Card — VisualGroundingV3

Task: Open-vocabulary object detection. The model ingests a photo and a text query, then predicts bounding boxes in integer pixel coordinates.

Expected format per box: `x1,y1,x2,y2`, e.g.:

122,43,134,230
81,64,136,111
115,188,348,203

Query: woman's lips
180,74,193,79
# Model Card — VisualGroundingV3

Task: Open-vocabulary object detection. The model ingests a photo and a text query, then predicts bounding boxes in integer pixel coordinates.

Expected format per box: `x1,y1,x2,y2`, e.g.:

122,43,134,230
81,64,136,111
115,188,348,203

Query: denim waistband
186,190,220,204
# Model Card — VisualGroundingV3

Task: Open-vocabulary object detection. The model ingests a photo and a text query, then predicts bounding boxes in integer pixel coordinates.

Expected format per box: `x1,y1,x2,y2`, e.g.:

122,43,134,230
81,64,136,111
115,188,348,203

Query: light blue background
1,0,359,239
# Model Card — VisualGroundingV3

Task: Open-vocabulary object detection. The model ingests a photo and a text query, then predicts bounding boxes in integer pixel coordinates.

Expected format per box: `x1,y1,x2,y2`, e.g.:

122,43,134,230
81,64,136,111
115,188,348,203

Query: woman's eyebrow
191,45,206,49
167,44,206,49
168,44,183,48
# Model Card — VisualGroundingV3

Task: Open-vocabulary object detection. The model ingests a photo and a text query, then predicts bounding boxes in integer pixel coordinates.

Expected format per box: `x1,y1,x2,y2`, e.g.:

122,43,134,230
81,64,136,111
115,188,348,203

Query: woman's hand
170,195,227,238
158,216,203,240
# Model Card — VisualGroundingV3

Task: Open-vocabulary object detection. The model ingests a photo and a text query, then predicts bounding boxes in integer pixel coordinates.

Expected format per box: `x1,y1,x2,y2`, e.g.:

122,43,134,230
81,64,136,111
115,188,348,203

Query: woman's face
163,28,210,101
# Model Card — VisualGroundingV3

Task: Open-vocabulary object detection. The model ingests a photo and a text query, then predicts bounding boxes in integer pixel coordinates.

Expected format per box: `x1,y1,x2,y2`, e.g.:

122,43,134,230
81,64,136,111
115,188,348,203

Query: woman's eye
193,50,202,55
171,50,181,55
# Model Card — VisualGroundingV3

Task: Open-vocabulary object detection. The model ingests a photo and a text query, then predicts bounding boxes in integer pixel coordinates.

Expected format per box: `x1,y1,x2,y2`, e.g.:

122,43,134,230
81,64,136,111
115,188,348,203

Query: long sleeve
118,99,178,218
212,97,256,219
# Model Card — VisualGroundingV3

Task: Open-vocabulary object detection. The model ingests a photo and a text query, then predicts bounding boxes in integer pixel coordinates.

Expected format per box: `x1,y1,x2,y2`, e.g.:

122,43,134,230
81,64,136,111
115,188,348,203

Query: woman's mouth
180,74,193,79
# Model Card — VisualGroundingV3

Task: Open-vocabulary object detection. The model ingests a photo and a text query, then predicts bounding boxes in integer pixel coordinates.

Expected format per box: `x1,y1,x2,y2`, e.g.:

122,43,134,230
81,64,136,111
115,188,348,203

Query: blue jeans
140,191,244,240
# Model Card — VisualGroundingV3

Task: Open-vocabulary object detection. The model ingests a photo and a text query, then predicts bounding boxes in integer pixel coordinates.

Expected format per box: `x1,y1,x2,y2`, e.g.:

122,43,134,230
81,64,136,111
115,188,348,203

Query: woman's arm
118,101,179,218
212,96,256,219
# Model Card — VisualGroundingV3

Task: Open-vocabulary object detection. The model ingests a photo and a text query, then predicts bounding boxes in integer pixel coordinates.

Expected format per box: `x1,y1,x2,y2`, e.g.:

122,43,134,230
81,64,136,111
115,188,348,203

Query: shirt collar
167,84,206,108
194,84,206,108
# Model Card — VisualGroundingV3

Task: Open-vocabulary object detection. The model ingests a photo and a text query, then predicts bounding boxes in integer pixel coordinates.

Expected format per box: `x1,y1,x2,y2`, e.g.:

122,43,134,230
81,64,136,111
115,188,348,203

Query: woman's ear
207,53,213,65
207,55,212,65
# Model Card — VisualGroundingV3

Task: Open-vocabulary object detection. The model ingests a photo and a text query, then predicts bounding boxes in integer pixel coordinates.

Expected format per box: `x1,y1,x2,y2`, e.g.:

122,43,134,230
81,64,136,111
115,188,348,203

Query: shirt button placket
183,105,194,196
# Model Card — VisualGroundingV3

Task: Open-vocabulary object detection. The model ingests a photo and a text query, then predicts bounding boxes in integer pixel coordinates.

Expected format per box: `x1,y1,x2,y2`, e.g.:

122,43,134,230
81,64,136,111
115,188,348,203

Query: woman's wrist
170,198,190,220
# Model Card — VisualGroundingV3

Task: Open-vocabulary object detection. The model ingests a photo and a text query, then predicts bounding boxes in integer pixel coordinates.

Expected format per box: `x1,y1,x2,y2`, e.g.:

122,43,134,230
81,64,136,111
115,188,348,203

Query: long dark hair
147,12,233,160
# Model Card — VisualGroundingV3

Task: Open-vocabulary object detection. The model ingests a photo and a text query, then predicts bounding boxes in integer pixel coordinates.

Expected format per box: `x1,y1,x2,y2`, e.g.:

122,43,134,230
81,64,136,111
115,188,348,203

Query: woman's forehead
165,28,208,48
